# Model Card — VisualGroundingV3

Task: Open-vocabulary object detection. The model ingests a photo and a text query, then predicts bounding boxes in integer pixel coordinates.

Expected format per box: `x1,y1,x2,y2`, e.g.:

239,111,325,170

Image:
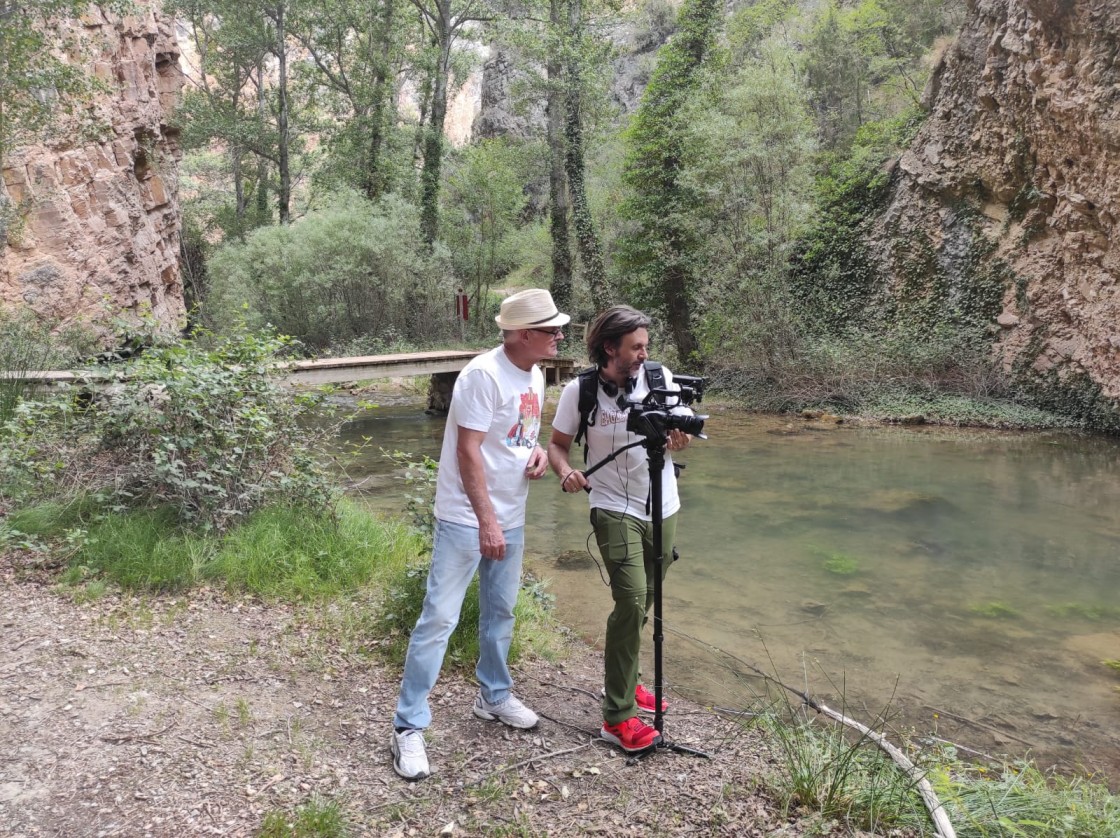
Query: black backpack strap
642,360,665,393
573,366,598,462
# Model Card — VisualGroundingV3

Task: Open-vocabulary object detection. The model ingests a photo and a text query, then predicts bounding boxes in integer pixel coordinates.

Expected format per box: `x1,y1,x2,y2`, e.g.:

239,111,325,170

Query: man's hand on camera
667,429,691,452
560,469,588,493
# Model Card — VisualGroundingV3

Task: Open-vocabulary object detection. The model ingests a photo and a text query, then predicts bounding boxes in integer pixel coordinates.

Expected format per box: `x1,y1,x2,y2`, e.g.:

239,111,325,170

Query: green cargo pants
591,508,677,725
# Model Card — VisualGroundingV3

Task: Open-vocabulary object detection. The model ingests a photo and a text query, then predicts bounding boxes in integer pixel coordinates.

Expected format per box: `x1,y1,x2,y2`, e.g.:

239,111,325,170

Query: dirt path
0,555,832,838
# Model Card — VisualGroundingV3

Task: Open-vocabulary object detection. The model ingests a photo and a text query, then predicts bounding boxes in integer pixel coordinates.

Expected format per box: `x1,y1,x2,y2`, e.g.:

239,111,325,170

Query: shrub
0,306,98,432
204,192,457,351
0,325,336,532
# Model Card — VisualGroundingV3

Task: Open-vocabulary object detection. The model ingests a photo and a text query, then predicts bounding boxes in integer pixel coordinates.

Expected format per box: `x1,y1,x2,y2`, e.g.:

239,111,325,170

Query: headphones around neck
600,374,637,400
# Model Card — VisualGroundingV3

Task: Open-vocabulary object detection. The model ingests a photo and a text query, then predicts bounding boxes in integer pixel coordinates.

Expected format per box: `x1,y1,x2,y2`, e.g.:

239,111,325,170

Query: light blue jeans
393,518,524,730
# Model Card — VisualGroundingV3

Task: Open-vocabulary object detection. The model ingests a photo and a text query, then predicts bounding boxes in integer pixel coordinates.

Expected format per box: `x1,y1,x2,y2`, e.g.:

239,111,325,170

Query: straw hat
494,289,571,330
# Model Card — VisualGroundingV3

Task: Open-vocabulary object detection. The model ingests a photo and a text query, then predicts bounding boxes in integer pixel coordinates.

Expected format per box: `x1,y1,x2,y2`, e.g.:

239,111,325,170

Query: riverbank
0,554,828,837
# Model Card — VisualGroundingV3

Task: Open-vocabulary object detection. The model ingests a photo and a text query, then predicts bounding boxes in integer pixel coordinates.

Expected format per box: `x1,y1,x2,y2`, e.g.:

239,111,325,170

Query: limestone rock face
874,0,1120,401
0,2,185,337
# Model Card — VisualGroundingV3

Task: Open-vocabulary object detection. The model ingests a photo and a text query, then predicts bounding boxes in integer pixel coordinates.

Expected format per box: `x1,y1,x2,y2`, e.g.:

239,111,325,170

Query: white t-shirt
434,346,545,529
552,365,686,521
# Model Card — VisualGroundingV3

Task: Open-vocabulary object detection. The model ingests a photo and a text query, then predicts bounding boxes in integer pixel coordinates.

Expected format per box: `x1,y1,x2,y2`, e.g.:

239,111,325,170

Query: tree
287,0,408,201
618,0,722,363
443,139,532,332
680,37,816,365
546,0,573,311
172,0,308,227
170,0,271,239
412,0,492,246
562,0,609,310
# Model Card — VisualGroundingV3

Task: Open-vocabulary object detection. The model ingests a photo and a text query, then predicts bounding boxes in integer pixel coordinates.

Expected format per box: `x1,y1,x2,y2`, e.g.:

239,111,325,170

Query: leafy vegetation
204,193,455,350
0,325,335,532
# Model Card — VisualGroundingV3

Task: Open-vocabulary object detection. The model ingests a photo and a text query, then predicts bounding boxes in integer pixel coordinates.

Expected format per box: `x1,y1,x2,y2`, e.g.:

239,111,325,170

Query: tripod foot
659,739,712,759
627,738,712,763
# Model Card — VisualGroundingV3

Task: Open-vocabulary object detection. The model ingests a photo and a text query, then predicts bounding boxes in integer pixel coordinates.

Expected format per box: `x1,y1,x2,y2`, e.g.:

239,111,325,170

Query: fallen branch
808,698,956,838
666,627,957,838
100,719,177,744
469,741,593,785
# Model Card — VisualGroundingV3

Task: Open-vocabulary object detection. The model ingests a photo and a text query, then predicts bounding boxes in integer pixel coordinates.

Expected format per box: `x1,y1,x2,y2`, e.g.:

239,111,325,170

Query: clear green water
340,400,1120,778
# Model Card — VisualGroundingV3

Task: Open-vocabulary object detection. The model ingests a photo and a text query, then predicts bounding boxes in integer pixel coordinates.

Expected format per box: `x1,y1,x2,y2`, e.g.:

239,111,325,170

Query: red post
455,288,469,341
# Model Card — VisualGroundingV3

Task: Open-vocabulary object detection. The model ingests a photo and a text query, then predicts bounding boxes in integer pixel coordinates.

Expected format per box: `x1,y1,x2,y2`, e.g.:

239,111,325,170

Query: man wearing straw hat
390,288,570,781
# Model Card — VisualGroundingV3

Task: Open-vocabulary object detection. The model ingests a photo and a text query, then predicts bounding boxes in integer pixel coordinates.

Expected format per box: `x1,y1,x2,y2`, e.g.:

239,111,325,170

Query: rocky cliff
0,2,185,339
876,0,1120,417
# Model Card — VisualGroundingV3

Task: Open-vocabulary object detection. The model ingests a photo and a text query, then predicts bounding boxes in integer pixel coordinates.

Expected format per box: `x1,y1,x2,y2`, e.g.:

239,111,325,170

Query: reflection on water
340,401,1120,781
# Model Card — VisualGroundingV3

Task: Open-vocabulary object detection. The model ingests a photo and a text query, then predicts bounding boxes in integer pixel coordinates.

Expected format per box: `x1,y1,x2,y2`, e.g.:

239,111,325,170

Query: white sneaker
472,692,539,729
390,728,430,780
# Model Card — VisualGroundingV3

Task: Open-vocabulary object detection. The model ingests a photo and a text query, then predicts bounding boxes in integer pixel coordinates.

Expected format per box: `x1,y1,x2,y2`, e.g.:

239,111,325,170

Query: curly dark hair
585,305,651,367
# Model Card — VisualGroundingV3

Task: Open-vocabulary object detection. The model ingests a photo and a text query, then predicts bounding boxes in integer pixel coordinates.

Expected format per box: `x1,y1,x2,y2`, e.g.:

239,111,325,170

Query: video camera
626,374,708,442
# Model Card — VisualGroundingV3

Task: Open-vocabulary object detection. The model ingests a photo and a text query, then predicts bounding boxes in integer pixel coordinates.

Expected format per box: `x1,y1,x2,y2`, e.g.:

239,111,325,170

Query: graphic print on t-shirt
506,389,542,448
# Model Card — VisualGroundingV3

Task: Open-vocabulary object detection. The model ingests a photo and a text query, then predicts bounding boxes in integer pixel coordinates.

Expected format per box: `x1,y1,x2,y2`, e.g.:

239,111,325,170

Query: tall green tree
546,0,573,311
443,139,532,331
562,0,609,310
288,0,408,201
681,36,816,366
170,0,271,239
619,0,722,362
412,0,491,246
173,0,307,226
804,0,962,156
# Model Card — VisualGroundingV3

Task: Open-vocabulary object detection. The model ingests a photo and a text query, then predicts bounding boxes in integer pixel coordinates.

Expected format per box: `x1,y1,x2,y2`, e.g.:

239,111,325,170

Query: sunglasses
530,327,564,338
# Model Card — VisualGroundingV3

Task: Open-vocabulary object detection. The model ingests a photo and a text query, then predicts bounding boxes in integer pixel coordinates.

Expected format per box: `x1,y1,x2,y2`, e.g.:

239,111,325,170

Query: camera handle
563,440,646,493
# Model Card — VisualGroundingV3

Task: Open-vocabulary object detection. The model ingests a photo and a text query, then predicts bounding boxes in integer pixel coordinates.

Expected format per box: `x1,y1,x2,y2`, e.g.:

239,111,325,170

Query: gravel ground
0,550,849,838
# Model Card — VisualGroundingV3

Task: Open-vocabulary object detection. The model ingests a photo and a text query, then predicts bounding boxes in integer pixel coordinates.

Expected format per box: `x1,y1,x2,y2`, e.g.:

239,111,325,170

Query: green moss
822,554,861,575
970,601,1019,619
1046,603,1120,621
1016,367,1120,435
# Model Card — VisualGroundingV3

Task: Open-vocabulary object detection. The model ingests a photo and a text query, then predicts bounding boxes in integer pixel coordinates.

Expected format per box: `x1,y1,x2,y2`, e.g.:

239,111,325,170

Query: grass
63,507,219,592
756,702,1120,837
7,498,425,599
6,492,563,683
760,712,930,834
258,796,347,837
860,390,1069,430
372,559,564,671
939,761,1120,836
207,502,424,599
758,710,1120,836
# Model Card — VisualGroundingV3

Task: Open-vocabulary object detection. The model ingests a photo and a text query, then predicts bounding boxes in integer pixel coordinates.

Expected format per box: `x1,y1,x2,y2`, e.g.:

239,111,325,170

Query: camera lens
669,414,706,437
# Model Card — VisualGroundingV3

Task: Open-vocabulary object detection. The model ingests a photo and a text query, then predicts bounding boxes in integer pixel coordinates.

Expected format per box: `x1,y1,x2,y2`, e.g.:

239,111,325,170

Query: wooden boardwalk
9,351,580,388
281,350,483,385
283,351,578,386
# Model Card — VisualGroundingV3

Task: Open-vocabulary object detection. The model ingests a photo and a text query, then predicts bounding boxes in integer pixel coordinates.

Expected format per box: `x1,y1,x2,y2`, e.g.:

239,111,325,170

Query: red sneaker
635,684,668,714
601,716,662,753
